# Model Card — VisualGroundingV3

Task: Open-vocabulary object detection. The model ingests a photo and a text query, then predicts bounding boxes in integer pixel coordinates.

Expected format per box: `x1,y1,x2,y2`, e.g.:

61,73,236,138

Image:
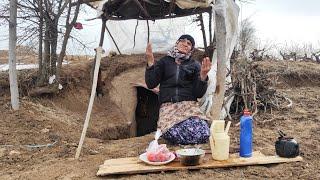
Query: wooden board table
97,151,303,176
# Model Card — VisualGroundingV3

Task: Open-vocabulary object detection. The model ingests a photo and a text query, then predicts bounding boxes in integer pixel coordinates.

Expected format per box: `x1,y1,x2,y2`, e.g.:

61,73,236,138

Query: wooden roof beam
104,6,212,21
132,0,151,18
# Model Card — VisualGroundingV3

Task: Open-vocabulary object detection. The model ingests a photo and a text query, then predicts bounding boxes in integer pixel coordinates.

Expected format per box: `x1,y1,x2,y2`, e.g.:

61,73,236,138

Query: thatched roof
89,0,213,20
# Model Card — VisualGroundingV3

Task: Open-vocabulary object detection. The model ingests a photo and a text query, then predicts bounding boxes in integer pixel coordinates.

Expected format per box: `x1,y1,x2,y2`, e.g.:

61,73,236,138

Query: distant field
0,47,93,64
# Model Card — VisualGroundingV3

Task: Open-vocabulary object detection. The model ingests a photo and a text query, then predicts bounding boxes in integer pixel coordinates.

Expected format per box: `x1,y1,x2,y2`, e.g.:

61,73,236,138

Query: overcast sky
0,0,319,54
240,0,320,47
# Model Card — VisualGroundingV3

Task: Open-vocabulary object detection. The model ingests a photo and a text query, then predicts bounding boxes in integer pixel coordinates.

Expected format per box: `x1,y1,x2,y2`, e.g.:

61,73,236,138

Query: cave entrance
135,86,160,136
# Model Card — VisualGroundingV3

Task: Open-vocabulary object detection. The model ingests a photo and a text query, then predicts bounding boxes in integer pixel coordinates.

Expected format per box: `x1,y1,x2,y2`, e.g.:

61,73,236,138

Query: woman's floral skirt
162,116,210,145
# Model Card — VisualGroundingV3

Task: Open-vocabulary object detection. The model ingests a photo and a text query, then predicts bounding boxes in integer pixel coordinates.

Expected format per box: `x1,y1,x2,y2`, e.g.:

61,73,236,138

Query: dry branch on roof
99,0,212,20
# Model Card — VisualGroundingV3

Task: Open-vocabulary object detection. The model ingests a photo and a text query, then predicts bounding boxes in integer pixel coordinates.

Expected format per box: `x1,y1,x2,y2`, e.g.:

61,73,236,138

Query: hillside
0,55,319,179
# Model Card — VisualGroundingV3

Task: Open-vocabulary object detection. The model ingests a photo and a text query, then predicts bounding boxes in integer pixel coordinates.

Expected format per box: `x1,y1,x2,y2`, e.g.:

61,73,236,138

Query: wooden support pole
199,13,208,55
75,19,106,159
210,0,227,122
146,20,150,43
8,0,19,110
209,10,213,44
132,0,151,18
168,0,176,17
208,10,214,59
99,19,106,46
105,25,122,55
133,20,139,48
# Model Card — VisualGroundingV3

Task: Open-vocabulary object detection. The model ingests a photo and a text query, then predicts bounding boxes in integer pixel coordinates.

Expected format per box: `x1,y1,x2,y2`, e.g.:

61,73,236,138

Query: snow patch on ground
0,61,70,71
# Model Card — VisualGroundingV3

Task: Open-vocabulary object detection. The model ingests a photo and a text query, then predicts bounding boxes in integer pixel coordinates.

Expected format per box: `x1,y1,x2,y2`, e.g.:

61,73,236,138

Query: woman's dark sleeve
145,58,164,89
193,62,208,98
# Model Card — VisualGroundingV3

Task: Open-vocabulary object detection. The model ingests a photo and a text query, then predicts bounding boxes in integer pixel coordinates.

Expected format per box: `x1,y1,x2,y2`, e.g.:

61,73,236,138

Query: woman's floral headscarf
167,35,195,62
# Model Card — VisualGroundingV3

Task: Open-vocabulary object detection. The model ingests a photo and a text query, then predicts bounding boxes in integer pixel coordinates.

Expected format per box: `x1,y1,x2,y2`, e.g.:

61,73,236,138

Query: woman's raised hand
146,43,155,67
200,57,212,81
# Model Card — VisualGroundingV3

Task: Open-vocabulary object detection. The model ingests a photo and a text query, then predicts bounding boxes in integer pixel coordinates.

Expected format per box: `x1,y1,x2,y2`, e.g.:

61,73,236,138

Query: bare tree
238,18,256,57
278,42,318,61
37,0,43,80
249,48,265,61
249,39,277,61
1,0,87,89
301,43,320,62
56,0,82,82
312,51,320,63
8,0,19,110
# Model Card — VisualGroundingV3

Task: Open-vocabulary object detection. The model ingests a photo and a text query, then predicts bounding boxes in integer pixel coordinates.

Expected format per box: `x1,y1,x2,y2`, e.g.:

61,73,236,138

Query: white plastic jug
209,120,231,161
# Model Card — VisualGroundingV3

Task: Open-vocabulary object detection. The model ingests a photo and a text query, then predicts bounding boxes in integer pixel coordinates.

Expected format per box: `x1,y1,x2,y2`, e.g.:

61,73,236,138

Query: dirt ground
0,53,320,179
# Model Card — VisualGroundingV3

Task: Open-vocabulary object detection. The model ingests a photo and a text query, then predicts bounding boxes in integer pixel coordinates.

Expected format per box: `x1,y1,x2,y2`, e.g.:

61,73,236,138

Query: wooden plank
102,151,265,166
97,151,303,176
103,157,139,165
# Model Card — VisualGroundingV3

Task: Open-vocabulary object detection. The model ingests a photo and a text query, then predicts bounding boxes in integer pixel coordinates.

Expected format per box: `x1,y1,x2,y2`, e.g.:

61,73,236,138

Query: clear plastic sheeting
199,0,239,119
88,0,215,54
106,18,192,54
104,14,213,54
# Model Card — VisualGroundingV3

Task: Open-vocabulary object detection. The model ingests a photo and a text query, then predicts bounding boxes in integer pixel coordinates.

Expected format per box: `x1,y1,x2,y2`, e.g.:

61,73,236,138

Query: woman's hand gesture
146,43,155,67
200,57,212,81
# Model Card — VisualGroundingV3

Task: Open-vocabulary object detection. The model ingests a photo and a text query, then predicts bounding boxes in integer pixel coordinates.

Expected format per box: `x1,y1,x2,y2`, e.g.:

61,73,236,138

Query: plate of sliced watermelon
139,152,176,165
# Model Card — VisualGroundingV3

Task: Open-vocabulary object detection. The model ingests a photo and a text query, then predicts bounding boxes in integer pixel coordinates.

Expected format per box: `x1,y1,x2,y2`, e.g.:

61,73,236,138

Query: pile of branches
229,58,292,117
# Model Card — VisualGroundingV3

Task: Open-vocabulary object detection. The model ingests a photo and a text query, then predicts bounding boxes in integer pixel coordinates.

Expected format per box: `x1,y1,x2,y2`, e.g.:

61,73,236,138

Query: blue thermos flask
240,109,253,157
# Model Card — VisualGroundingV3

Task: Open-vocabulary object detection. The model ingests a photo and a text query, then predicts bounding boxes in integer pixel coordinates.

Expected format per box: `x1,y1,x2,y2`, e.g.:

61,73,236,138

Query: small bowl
175,148,205,166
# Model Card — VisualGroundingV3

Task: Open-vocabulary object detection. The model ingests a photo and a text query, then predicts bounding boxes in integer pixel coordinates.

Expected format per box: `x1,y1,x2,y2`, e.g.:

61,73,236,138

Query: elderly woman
145,34,212,145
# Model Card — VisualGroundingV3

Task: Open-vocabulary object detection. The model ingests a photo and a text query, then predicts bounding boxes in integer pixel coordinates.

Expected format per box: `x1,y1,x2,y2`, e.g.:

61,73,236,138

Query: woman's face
177,38,193,54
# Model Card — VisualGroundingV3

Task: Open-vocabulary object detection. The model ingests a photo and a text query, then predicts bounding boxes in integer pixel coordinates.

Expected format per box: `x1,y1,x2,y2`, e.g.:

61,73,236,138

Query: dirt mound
0,58,320,179
255,60,320,87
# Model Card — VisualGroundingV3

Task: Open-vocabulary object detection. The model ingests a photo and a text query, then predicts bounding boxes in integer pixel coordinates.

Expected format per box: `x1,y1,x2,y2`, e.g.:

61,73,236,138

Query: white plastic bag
146,129,162,152
146,129,171,162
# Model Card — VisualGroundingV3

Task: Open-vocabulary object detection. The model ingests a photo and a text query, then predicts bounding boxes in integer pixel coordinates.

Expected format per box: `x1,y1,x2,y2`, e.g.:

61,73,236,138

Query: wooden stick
132,0,151,18
133,20,139,48
75,19,106,159
99,19,106,46
198,13,208,55
75,47,102,159
105,25,122,55
209,10,213,44
146,20,150,43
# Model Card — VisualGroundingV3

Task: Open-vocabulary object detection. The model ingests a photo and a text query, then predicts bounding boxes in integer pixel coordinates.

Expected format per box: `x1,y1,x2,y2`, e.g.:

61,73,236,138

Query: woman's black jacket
145,56,208,105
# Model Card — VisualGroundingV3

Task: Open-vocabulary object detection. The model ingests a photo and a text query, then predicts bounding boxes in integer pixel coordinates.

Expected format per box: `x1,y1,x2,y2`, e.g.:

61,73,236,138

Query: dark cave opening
135,87,160,136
